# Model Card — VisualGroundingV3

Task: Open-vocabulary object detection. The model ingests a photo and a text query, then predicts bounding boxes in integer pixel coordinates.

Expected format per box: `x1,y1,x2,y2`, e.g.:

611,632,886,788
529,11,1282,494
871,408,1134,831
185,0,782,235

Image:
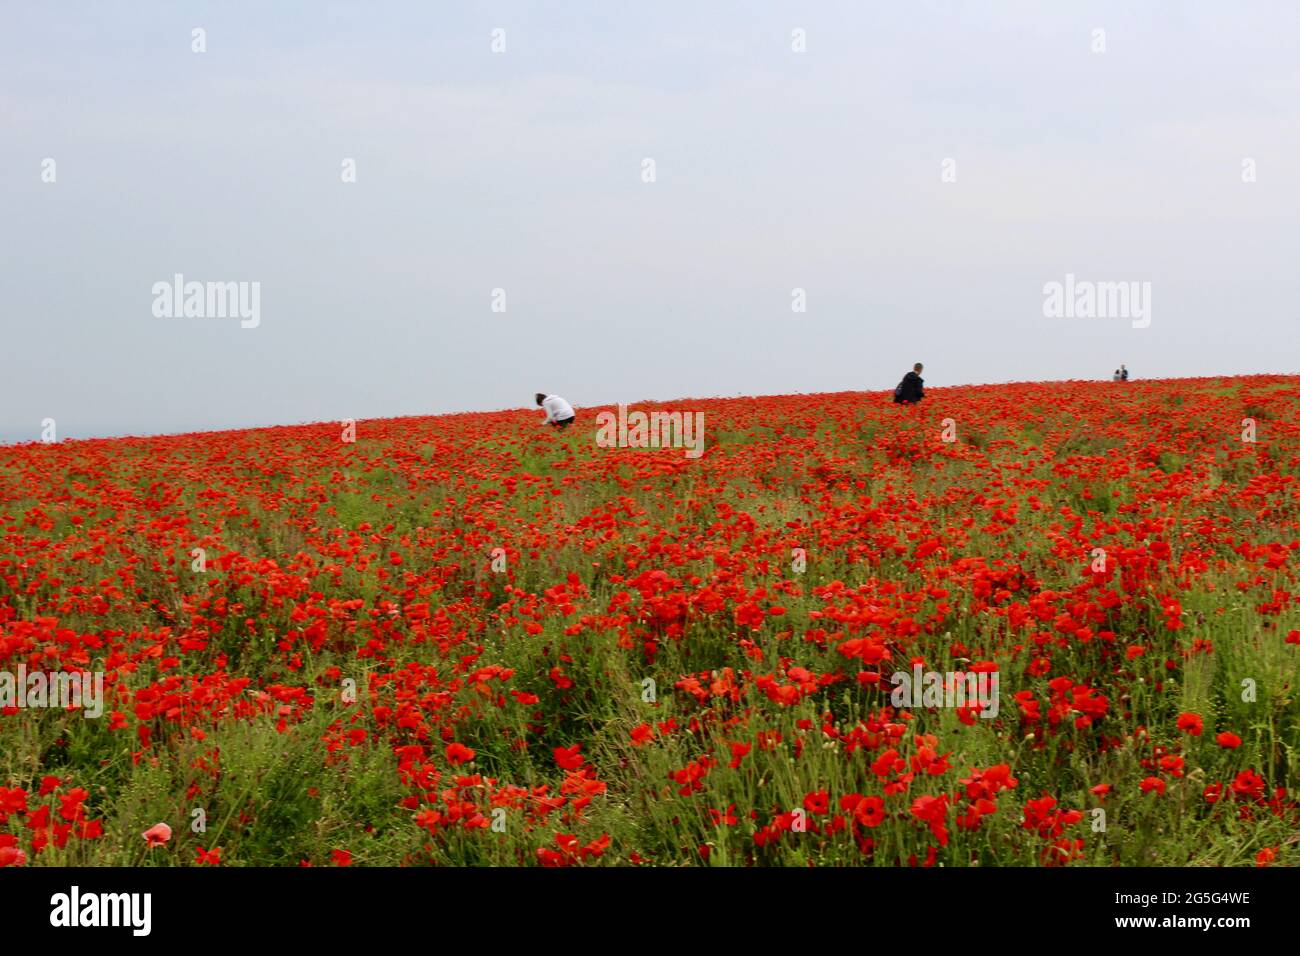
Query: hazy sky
2,1,1297,441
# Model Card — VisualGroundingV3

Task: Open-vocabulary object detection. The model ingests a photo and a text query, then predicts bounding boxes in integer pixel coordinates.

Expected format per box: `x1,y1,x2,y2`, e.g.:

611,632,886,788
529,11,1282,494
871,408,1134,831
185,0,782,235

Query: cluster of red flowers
0,778,104,864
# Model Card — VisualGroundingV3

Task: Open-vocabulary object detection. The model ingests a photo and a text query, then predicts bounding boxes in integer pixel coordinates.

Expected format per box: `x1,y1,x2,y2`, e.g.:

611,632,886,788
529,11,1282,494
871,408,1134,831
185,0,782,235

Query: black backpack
892,381,905,402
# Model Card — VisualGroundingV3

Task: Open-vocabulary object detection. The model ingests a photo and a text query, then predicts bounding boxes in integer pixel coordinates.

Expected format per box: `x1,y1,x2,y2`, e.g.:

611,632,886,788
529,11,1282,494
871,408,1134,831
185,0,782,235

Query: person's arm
539,397,554,425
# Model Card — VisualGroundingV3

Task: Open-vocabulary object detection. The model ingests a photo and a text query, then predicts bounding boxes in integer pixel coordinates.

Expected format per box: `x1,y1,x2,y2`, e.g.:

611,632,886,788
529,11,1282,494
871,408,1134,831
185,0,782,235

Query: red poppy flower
803,790,830,816
853,796,886,828
142,822,172,847
630,723,654,745
195,846,223,865
553,745,584,770
0,845,26,867
1176,712,1203,736
445,743,475,765
1139,776,1166,796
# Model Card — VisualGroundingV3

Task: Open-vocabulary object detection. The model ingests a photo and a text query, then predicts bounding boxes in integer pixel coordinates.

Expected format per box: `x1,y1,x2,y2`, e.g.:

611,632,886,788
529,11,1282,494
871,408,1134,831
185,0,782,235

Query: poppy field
2,376,1298,868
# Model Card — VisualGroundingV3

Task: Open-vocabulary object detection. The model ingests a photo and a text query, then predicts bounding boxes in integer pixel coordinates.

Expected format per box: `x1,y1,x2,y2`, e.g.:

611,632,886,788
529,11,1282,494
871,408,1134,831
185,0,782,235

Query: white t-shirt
541,394,575,422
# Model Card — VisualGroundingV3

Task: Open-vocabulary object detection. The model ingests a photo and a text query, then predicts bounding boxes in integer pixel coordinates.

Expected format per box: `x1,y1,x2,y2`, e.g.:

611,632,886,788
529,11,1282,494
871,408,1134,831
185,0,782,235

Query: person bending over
536,392,576,429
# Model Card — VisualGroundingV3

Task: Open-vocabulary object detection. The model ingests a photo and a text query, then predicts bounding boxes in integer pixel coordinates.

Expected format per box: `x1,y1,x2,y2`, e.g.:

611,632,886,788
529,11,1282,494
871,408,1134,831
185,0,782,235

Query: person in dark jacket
893,363,925,404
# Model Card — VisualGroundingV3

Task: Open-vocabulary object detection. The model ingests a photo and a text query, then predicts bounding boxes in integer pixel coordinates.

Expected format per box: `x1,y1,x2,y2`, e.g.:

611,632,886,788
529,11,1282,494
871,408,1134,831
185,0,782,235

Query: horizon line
2,371,1294,448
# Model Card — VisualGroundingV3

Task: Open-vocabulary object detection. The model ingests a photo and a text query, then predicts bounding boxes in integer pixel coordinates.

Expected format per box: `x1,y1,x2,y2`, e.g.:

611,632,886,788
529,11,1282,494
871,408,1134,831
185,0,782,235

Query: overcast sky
2,1,1297,442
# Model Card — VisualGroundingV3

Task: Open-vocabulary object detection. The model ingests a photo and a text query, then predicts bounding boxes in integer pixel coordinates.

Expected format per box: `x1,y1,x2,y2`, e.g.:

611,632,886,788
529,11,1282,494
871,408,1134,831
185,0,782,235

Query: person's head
1121,364,1126,370
535,393,547,406
913,363,923,373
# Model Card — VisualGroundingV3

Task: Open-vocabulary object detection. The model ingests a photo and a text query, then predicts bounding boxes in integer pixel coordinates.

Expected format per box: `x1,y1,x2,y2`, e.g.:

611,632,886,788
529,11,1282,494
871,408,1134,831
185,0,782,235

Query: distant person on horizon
1112,369,1121,381
1120,364,1129,381
893,363,925,404
536,392,576,429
